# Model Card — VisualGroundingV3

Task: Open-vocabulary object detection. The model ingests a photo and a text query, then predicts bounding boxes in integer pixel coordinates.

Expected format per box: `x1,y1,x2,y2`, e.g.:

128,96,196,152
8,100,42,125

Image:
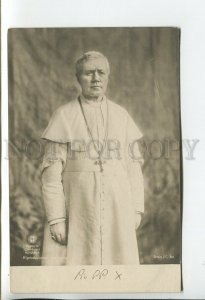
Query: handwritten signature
74,268,122,280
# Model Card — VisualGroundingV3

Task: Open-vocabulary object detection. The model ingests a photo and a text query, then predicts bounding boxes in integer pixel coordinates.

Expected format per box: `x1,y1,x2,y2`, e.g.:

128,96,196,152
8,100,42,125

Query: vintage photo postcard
8,27,181,293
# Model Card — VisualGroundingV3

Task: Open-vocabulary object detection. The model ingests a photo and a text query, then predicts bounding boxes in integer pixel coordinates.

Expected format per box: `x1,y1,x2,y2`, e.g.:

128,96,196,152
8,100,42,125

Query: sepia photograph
2,0,205,298
8,27,181,291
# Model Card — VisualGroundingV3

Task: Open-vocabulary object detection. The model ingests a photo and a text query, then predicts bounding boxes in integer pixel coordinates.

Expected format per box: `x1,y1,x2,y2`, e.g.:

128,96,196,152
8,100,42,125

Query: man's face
77,57,109,100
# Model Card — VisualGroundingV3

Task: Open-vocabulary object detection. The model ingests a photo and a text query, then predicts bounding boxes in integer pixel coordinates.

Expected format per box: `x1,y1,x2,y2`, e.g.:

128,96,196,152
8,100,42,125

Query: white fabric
41,97,144,265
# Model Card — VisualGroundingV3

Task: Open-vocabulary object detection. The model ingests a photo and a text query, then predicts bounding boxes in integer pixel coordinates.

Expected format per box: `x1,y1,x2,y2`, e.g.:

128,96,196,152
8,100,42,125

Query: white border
2,0,205,299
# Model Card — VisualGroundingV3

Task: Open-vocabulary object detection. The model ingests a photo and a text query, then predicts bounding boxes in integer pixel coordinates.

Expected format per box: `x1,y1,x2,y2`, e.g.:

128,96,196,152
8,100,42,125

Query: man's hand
135,213,142,230
50,221,67,245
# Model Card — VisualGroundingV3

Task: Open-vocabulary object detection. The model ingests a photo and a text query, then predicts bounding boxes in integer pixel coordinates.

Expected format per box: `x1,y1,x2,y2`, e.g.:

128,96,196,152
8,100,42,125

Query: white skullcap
75,51,110,75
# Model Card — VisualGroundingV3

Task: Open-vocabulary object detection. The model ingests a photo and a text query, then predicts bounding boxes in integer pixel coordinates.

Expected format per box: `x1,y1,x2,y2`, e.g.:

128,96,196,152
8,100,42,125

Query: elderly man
41,51,144,265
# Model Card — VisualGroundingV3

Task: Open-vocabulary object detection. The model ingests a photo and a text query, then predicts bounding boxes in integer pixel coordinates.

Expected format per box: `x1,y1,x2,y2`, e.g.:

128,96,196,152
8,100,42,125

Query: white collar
80,94,106,108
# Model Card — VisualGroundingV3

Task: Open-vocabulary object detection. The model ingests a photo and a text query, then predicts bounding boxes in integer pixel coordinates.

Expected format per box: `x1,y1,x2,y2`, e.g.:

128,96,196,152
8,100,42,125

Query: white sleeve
49,217,66,225
41,142,68,222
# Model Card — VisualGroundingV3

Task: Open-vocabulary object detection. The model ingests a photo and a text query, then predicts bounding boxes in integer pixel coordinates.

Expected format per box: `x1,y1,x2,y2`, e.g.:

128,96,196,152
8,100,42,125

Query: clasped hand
50,221,67,245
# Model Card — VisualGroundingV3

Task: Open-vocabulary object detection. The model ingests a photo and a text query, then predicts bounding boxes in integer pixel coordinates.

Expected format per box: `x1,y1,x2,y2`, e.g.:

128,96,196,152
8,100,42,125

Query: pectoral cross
94,158,106,172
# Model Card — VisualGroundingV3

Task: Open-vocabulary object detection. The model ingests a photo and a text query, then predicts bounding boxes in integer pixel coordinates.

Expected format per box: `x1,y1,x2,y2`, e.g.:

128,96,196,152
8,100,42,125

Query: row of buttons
100,173,105,264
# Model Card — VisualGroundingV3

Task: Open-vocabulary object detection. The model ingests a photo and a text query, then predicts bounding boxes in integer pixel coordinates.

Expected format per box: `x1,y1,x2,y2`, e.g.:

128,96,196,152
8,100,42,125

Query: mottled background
8,28,181,266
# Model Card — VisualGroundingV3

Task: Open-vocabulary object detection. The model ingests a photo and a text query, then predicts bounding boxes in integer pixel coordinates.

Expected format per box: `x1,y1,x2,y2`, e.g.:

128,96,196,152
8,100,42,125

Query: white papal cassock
41,96,144,265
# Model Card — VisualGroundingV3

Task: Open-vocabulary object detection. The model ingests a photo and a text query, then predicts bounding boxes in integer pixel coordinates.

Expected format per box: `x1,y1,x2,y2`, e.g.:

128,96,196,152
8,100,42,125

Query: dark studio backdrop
8,27,181,266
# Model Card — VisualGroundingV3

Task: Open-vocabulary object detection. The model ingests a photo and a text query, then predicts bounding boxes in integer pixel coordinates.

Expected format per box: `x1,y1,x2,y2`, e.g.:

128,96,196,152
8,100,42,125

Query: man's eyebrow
96,68,106,72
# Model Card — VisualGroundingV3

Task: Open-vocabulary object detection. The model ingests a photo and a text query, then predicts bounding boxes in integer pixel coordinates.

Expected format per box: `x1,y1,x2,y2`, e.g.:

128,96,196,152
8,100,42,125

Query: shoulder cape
41,98,143,146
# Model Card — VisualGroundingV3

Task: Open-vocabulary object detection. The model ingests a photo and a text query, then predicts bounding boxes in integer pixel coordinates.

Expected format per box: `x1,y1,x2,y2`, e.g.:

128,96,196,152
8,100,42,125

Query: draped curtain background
8,27,181,266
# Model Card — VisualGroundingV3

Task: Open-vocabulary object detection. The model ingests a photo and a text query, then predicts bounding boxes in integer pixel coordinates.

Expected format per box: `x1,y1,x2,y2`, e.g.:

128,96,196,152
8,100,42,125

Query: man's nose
92,70,100,81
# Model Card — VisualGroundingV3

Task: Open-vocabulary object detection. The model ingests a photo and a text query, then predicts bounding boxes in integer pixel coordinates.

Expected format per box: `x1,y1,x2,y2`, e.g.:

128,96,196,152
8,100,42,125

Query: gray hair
75,51,110,76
